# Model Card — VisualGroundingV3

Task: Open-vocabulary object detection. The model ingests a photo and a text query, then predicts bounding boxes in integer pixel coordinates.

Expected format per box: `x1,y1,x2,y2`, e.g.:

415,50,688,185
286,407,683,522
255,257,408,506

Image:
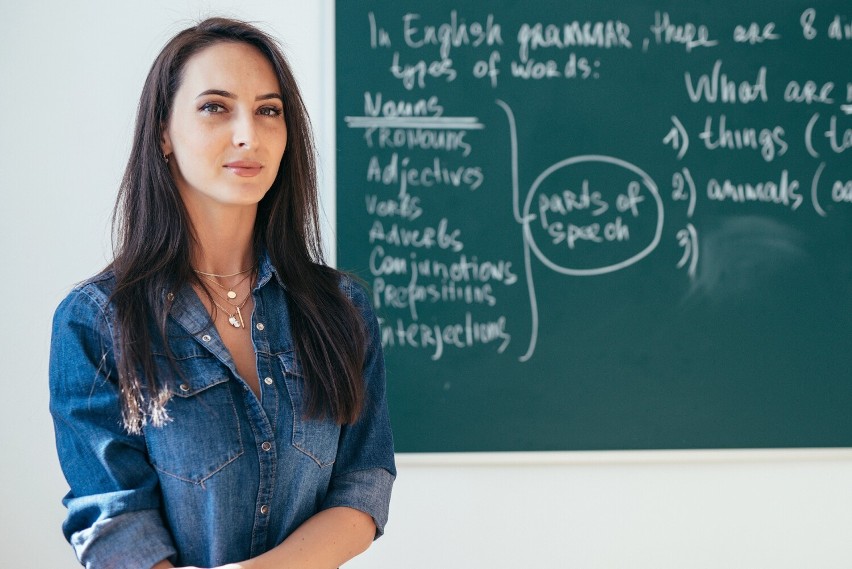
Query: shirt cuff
70,509,176,569
321,467,395,538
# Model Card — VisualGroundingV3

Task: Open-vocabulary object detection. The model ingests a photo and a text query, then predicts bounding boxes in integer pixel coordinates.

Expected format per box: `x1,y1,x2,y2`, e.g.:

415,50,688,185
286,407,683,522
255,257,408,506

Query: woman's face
161,41,287,213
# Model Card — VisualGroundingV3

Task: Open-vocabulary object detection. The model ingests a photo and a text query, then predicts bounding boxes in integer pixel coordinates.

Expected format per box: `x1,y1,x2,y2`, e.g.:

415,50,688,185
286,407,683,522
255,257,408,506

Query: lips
224,160,263,177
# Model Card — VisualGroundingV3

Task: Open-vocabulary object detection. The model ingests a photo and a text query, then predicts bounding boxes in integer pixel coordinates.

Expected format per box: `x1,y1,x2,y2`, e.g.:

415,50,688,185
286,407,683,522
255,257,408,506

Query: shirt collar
254,246,286,291
165,248,285,366
167,247,284,337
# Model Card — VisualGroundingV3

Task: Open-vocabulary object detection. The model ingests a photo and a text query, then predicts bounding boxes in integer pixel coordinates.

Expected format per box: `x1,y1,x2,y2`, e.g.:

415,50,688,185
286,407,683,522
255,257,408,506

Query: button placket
256,357,279,432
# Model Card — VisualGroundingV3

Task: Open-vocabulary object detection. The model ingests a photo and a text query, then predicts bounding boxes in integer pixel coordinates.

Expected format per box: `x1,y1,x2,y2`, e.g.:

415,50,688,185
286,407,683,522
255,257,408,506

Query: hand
161,562,244,569
174,563,243,569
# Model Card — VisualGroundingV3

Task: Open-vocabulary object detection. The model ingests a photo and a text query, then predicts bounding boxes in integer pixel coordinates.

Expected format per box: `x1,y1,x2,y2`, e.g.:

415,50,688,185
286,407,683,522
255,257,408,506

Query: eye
200,102,227,114
258,105,283,117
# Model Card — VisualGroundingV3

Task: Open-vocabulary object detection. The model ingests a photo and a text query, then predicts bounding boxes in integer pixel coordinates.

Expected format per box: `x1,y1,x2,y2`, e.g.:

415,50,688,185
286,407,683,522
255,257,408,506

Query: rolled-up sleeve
50,287,176,568
321,279,396,537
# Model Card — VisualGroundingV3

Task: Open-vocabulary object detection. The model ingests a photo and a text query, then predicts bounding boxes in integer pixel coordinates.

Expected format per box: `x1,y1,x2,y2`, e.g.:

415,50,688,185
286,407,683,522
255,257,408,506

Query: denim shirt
49,253,395,569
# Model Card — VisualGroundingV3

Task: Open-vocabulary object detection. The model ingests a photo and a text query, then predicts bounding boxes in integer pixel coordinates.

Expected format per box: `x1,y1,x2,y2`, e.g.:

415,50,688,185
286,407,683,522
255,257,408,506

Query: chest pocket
278,352,340,467
145,352,244,485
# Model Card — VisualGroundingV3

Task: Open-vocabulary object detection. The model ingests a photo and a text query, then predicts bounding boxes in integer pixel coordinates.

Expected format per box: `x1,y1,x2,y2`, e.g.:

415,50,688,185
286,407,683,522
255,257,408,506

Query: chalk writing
516,20,632,62
733,22,779,44
368,218,464,252
402,11,503,58
379,313,511,360
366,153,484,192
684,60,768,104
698,115,787,162
706,171,804,210
828,14,852,40
340,3,850,366
650,11,717,51
784,80,835,105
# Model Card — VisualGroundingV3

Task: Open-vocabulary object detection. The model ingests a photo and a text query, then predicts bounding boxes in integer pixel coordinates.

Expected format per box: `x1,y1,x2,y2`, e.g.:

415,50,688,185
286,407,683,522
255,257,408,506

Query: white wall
2,2,850,567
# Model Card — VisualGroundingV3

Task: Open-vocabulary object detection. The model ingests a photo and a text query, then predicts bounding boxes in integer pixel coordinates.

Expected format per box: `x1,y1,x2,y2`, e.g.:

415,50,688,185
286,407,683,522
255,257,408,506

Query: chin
220,183,272,205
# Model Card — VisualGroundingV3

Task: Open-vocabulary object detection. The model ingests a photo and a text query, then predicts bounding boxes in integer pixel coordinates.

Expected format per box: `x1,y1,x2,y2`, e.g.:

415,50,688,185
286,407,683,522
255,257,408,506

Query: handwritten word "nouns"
517,20,631,62
369,218,464,252
379,313,510,360
403,12,503,59
707,170,803,210
364,92,444,117
367,153,484,192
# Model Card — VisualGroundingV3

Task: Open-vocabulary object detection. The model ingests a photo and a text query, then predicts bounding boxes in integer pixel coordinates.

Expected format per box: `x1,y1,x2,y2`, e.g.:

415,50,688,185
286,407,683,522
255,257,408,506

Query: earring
163,152,170,164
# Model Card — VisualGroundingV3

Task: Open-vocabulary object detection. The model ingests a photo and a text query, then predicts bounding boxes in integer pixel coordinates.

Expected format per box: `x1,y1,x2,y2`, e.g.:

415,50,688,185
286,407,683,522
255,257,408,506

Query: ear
160,125,173,157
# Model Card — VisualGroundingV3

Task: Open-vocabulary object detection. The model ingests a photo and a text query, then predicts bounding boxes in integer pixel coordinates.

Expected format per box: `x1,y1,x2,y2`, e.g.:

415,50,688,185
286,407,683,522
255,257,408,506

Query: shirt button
179,383,190,392
264,377,273,385
256,323,265,331
261,441,272,451
260,505,269,515
201,334,212,342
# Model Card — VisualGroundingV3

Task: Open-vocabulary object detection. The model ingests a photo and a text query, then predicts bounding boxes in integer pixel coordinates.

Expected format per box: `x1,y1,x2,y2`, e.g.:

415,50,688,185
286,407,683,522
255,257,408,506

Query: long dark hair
109,17,366,434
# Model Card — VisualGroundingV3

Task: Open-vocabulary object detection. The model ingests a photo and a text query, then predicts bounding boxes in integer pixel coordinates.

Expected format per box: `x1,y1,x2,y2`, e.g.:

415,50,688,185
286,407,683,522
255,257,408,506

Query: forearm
236,506,375,569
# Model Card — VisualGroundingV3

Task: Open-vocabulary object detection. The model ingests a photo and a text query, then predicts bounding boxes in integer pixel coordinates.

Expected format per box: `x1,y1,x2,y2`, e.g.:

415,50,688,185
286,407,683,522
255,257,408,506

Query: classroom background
1,1,850,567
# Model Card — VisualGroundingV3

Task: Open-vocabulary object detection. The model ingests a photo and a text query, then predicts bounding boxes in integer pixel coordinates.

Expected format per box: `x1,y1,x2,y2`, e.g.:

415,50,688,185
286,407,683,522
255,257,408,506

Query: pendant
228,315,241,328
227,290,237,299
236,306,246,328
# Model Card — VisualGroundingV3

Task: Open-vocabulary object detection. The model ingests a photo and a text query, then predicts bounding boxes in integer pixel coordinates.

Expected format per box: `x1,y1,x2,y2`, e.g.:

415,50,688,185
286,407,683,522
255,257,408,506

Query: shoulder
50,272,120,394
335,273,384,354
53,270,117,330
338,272,370,307
336,272,379,324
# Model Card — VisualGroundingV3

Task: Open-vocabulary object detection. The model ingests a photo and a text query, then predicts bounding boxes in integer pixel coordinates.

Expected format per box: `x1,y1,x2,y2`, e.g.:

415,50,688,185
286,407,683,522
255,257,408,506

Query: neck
187,203,257,275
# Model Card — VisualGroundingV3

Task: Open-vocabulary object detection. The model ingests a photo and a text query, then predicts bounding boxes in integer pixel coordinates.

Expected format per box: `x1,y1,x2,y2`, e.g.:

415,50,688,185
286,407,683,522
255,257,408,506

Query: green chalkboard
336,1,852,452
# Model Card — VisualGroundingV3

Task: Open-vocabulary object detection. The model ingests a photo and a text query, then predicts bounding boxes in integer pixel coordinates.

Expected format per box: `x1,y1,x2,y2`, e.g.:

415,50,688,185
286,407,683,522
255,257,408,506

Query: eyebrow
195,89,283,101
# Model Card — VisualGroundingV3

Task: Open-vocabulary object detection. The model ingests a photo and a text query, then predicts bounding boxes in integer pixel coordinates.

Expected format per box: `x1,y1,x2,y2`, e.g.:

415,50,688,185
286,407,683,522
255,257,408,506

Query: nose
232,111,259,149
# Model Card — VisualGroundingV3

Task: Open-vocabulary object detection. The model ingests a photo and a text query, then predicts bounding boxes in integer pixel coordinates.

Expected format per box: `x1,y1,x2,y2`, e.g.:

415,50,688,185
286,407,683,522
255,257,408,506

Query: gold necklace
197,269,254,300
205,280,249,307
209,294,251,329
194,266,254,278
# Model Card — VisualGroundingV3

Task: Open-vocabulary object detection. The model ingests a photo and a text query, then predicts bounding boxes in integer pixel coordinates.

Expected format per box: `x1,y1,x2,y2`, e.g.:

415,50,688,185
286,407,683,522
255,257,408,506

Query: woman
49,18,395,569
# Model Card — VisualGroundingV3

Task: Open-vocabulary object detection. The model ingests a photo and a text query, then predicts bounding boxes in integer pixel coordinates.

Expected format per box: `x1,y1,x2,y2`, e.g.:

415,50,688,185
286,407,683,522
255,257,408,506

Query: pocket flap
277,351,303,378
154,353,230,397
